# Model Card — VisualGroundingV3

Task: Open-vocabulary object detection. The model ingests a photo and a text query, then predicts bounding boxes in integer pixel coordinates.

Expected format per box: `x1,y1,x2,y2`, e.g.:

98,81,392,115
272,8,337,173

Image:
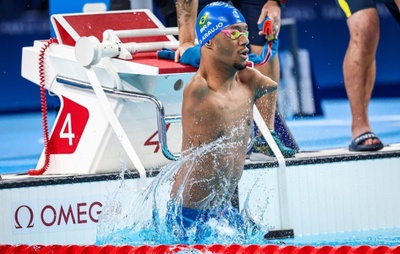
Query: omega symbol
14,205,34,229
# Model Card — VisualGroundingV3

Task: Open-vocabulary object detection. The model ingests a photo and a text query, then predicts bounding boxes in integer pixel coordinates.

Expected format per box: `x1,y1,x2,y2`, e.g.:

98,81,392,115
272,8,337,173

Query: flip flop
349,131,384,152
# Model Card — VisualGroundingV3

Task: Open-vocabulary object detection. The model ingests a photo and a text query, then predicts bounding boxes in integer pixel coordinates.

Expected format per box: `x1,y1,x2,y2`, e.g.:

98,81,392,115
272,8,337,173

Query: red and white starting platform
1,9,400,248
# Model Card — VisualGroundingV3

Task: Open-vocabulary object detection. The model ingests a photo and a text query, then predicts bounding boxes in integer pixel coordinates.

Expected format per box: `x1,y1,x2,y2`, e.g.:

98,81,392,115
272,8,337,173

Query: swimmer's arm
175,0,198,62
239,68,277,100
255,75,277,101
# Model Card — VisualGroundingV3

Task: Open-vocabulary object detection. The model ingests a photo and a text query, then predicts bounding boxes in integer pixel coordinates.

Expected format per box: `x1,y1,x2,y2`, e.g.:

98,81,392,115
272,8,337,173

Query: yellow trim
338,0,352,18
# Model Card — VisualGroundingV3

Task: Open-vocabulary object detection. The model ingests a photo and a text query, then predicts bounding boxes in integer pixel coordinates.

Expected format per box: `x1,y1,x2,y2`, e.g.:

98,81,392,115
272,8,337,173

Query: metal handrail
56,75,181,161
56,75,254,161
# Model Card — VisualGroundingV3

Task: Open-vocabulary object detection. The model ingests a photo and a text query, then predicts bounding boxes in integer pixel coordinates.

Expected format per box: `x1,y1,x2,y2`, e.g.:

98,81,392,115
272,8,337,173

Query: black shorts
385,1,400,25
199,0,267,46
336,0,400,24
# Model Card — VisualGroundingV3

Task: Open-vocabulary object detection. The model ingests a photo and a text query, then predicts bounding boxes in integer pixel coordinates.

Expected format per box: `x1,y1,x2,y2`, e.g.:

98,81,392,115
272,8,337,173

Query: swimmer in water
167,2,277,239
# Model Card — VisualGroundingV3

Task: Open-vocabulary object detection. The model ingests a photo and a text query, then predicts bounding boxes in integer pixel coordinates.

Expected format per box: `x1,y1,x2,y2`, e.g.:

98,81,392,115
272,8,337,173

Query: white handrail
253,105,290,230
75,36,179,65
103,27,178,39
84,67,146,180
125,41,179,54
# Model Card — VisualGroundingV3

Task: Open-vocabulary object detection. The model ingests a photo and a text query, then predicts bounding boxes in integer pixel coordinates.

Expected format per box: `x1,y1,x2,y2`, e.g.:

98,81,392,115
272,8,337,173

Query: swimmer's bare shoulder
238,67,278,99
183,73,209,102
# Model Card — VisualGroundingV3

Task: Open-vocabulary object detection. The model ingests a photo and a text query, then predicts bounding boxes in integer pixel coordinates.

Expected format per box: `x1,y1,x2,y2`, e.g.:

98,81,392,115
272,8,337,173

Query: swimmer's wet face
215,23,249,70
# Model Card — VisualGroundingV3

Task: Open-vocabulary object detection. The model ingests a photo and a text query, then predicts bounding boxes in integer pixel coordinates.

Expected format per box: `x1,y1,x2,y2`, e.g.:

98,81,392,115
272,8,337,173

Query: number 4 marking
49,96,89,154
59,113,75,146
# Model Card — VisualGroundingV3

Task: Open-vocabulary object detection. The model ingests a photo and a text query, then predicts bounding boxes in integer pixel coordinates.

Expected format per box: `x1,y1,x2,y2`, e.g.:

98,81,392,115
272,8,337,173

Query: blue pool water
271,228,400,247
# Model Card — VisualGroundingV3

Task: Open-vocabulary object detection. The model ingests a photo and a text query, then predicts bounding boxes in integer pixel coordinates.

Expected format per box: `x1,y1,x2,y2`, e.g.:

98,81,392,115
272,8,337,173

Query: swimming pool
275,228,400,247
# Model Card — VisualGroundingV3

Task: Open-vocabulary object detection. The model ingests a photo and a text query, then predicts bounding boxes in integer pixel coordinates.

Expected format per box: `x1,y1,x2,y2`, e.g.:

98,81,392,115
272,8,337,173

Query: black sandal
349,131,384,152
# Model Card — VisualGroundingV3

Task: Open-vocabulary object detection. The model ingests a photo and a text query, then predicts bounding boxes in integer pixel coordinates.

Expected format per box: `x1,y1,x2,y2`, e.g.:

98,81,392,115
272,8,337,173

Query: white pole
107,27,178,38
253,105,290,229
84,67,147,180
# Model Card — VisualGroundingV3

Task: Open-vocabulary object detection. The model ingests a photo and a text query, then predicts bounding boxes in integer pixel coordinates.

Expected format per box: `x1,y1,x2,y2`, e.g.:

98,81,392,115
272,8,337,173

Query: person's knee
348,8,379,46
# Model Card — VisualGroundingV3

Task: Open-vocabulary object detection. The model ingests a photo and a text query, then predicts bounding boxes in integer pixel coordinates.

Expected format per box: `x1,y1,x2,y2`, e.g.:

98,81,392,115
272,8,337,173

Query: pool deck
2,142,400,185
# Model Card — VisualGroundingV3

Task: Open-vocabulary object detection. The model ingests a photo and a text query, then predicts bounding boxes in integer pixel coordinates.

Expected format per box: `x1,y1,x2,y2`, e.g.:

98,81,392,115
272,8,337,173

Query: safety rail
103,27,178,39
56,75,254,162
56,75,181,161
75,27,180,65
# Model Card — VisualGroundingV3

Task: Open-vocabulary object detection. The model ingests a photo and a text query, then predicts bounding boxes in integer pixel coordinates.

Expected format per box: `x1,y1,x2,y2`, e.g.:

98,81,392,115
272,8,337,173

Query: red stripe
255,43,272,67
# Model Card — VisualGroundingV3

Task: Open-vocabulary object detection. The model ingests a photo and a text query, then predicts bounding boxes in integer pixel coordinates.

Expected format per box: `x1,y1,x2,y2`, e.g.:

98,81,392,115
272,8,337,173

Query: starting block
21,10,197,175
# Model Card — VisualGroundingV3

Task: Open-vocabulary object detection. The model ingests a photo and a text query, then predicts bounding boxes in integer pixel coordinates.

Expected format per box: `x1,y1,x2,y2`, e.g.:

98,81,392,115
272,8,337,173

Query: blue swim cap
196,2,246,47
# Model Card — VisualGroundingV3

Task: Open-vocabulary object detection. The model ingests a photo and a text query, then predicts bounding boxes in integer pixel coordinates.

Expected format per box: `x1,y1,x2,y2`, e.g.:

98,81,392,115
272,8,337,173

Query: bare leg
344,8,381,146
251,45,279,130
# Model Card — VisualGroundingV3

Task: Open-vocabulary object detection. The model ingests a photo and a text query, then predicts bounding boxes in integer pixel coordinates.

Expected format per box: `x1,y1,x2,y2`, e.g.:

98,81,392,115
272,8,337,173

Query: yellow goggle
221,29,249,40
